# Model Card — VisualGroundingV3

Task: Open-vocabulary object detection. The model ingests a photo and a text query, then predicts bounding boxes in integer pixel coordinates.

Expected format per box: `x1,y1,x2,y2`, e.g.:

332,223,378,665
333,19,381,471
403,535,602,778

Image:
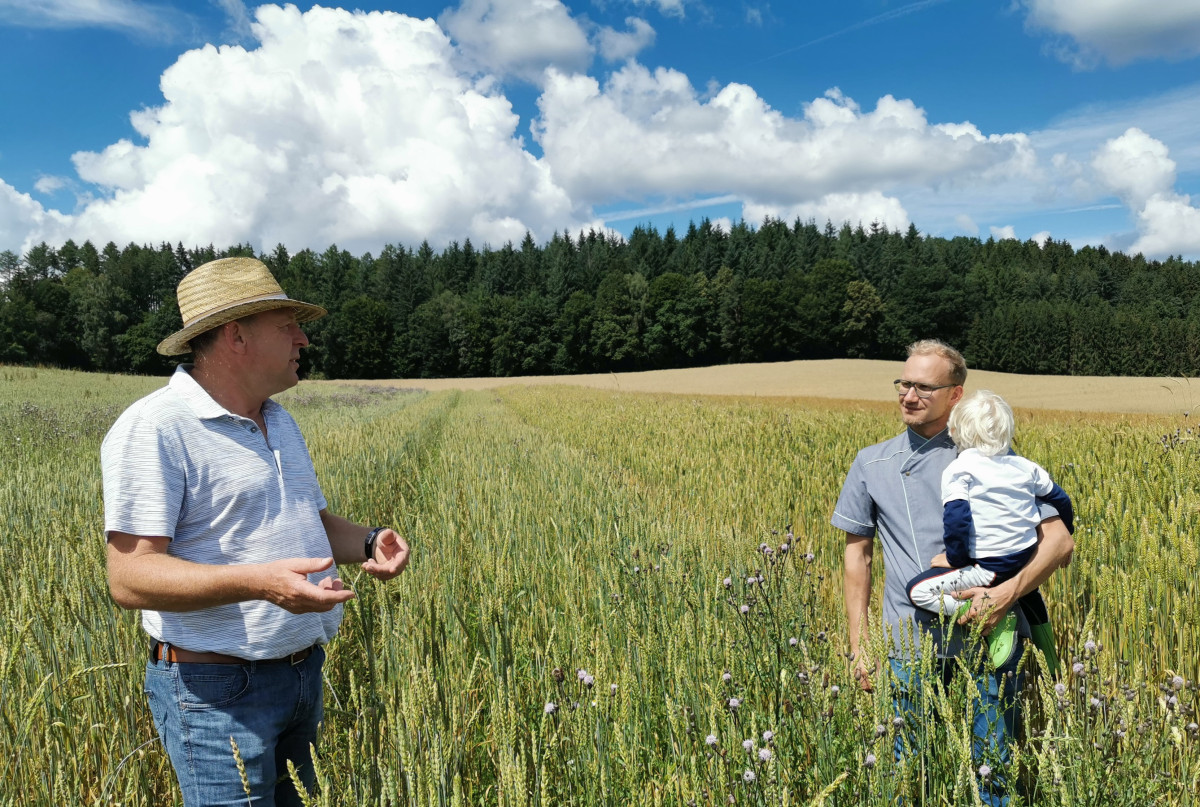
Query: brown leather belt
151,641,316,666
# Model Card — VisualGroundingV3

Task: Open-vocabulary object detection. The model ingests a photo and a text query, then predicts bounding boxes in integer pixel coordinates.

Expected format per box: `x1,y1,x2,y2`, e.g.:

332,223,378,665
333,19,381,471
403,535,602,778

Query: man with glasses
831,339,1074,806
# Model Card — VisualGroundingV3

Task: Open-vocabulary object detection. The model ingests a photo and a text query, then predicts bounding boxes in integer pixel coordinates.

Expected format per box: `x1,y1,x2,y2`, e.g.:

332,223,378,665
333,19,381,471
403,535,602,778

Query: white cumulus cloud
534,69,1035,212
1021,0,1200,66
33,175,68,195
0,181,70,252
596,17,656,62
989,225,1017,240
1092,128,1200,258
19,5,595,255
1091,127,1176,207
1130,194,1200,258
439,0,593,83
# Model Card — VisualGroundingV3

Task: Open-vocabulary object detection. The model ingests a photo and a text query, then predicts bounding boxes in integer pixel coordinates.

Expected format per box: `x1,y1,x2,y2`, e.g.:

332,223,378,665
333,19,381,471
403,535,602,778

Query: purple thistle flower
544,702,558,715
610,683,618,694
577,668,588,680
746,576,757,585
804,553,815,563
978,764,992,779
706,734,718,746
723,577,732,588
1172,675,1185,691
584,674,595,688
758,747,772,763
762,730,774,743
722,671,732,683
874,723,886,738
1084,640,1097,654
779,543,789,553
742,739,755,753
789,637,798,647
1072,662,1085,676
728,697,741,710
740,604,750,615
893,716,904,729
864,753,877,769
742,769,756,783
830,685,840,697
1054,682,1066,696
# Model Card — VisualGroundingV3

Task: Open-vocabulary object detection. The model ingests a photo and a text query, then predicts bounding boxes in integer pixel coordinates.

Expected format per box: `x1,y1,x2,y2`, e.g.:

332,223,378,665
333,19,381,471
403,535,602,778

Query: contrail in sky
752,0,955,65
601,195,742,224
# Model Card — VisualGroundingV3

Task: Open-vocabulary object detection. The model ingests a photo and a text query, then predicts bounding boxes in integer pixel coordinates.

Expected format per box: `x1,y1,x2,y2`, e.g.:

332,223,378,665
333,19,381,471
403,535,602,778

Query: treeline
2,219,1199,379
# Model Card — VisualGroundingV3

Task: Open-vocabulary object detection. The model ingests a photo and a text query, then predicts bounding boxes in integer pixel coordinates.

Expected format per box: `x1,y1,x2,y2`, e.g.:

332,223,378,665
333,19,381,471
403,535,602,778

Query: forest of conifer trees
2,218,1198,379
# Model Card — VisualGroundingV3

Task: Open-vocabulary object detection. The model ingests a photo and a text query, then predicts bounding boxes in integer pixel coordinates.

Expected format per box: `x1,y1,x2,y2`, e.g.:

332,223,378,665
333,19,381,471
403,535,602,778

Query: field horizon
336,358,1200,416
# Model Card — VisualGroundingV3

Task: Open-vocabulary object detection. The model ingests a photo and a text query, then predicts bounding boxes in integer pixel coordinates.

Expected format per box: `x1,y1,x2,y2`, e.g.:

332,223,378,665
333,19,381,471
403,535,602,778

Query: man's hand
261,557,355,613
953,584,1014,634
930,552,951,568
363,528,411,580
852,656,876,692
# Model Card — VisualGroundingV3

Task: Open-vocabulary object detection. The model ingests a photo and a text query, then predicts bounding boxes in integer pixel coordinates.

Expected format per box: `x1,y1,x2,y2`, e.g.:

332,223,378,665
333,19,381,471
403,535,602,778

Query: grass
0,366,1196,805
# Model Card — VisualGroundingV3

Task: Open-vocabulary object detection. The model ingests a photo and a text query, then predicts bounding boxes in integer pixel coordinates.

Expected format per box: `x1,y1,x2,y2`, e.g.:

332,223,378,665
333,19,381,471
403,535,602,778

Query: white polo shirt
101,366,341,659
941,447,1055,559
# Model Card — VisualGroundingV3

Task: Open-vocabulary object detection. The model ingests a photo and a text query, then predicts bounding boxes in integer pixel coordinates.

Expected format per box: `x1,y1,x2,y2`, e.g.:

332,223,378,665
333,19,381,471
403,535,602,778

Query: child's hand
930,552,951,568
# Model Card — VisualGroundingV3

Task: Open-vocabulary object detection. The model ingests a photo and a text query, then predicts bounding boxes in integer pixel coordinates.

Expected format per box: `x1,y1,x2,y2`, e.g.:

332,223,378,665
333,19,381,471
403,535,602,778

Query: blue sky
2,0,1199,259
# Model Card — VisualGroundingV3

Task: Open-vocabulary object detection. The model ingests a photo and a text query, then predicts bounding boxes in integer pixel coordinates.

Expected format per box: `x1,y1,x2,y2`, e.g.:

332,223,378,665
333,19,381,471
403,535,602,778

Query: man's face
897,353,962,436
243,308,309,394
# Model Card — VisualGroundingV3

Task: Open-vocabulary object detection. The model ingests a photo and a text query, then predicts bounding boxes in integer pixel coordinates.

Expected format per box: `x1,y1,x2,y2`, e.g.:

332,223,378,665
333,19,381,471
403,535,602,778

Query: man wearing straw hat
101,256,410,806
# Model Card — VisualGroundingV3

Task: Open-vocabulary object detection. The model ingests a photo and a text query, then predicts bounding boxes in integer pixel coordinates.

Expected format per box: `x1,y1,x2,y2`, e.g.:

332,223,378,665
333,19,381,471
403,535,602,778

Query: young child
906,390,1074,670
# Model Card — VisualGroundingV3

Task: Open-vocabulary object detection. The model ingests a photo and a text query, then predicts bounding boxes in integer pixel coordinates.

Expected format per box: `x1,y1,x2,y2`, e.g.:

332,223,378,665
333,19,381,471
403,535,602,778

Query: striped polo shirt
101,365,341,659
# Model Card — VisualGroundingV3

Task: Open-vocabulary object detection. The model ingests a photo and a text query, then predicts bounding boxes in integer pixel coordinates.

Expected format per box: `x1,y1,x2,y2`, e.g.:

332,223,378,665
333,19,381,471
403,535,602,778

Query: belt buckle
289,646,311,666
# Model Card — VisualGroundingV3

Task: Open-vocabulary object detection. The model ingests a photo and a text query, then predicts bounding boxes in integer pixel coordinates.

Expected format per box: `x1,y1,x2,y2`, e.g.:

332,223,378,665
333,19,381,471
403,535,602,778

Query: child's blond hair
948,390,1014,457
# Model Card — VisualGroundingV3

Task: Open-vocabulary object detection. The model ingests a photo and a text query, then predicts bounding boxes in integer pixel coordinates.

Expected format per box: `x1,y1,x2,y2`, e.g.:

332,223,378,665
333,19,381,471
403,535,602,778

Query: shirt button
250,426,258,432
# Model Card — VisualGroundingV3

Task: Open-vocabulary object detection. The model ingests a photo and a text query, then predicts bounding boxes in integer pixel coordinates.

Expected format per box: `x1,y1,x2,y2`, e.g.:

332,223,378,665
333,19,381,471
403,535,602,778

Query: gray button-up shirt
832,427,1041,658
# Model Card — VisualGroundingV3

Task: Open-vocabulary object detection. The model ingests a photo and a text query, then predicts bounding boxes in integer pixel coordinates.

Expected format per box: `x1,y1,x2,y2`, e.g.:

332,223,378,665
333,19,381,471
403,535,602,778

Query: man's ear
222,320,251,354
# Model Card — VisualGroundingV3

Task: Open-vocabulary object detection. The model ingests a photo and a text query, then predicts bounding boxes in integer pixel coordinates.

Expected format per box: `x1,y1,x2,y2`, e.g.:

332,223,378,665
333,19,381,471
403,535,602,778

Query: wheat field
0,364,1196,806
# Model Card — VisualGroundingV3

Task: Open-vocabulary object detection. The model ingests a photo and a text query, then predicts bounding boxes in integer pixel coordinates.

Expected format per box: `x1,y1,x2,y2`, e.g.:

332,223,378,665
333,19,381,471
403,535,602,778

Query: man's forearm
844,535,874,659
108,532,352,615
995,516,1074,602
108,536,263,611
320,510,372,565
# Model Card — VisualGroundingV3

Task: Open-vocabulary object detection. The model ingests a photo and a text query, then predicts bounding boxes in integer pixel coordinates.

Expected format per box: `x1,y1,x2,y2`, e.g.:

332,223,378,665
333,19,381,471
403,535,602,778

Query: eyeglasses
893,379,956,398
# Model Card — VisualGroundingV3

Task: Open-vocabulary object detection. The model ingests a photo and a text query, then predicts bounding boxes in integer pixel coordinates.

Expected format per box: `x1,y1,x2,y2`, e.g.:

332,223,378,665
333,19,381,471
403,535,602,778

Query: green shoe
1029,621,1060,677
987,611,1018,668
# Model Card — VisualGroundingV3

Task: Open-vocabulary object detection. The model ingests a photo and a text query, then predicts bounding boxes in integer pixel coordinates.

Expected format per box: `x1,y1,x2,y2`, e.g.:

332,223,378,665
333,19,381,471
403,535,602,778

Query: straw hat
157,257,327,356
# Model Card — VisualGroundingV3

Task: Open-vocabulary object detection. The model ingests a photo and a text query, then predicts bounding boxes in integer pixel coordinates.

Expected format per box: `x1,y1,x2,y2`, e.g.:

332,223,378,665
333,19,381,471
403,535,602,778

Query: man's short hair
948,390,1013,456
906,339,967,386
187,325,223,357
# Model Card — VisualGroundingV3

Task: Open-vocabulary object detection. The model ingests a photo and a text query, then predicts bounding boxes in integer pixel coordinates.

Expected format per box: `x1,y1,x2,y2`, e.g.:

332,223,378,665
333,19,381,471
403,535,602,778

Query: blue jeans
889,638,1023,807
144,645,325,807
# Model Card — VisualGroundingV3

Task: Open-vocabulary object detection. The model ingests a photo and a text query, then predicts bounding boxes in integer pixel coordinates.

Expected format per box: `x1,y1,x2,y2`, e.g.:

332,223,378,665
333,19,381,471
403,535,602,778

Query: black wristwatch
364,527,385,561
